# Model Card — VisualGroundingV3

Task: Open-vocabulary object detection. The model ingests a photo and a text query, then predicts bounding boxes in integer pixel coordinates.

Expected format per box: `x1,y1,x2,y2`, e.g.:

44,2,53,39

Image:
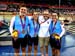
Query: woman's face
19,7,27,16
33,12,38,20
52,15,57,22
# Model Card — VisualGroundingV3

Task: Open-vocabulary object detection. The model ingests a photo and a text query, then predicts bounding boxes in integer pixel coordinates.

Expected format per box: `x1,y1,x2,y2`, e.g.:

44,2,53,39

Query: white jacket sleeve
60,24,65,37
9,16,15,35
38,16,45,24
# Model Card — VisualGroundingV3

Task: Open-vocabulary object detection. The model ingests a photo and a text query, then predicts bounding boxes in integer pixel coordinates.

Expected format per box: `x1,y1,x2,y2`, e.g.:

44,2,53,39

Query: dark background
0,0,75,5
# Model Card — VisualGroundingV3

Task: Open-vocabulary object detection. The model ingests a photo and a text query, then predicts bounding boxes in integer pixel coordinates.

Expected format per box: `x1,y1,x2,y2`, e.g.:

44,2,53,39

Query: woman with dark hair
28,12,39,56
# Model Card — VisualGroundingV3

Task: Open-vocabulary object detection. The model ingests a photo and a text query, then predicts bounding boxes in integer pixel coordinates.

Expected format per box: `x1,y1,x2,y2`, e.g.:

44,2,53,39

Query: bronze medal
20,16,26,34
22,29,25,34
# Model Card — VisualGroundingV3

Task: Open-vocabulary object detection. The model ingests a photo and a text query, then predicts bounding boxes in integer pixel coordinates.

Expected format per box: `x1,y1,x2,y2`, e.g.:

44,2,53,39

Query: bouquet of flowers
12,30,18,38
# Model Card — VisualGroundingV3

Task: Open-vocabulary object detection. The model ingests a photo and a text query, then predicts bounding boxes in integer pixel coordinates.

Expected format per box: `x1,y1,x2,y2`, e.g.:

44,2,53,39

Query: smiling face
52,13,58,22
19,7,27,16
43,10,49,20
33,12,38,21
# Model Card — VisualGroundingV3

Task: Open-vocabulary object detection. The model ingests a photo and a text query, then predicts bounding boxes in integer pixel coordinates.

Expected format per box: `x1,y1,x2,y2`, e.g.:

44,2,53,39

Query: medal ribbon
20,16,26,30
52,21,57,32
33,21,39,36
34,24,38,33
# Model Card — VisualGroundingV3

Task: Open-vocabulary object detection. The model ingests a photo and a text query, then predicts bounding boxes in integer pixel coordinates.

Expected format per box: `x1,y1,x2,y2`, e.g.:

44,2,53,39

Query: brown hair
19,4,26,9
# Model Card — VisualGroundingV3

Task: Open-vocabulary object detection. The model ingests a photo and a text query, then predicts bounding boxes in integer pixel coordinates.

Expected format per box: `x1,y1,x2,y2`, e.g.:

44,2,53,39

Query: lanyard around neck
33,19,39,33
52,21,57,32
20,16,26,29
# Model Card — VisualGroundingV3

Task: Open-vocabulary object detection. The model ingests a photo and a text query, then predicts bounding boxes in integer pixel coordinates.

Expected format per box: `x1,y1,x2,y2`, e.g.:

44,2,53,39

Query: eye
21,9,26,11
